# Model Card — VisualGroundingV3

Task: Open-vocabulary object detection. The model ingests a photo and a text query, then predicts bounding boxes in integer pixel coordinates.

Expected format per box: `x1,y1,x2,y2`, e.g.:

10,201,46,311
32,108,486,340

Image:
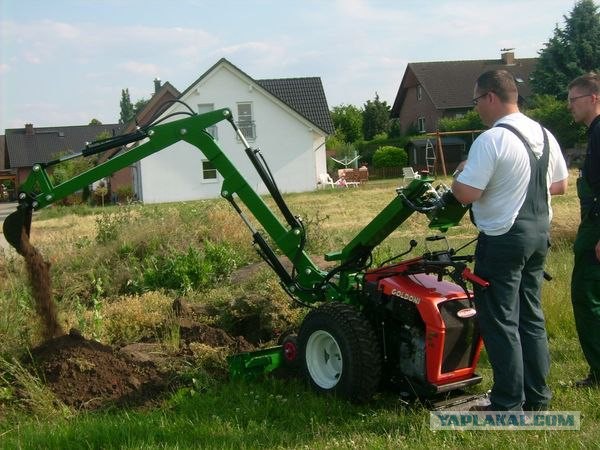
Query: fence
368,167,404,180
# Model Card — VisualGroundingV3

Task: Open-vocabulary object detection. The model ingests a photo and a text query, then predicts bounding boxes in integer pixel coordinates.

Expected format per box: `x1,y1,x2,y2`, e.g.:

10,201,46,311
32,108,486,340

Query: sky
0,0,579,131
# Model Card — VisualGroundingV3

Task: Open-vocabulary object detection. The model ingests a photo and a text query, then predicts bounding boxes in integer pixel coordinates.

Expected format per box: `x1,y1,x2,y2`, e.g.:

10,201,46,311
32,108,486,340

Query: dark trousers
571,218,600,379
474,219,552,411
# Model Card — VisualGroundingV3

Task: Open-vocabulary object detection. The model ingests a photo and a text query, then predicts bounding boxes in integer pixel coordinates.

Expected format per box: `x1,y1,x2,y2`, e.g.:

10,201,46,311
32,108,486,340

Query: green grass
1,172,599,448
1,377,598,449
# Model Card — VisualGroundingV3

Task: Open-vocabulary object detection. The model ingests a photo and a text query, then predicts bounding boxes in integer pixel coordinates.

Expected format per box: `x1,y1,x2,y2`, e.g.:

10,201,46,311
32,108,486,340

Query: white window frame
201,159,219,183
417,117,426,133
198,103,218,139
416,85,422,101
237,102,256,141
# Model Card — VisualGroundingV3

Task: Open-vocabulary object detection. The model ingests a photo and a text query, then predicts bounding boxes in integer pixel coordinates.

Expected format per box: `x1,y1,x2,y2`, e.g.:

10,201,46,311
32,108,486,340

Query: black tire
298,302,381,403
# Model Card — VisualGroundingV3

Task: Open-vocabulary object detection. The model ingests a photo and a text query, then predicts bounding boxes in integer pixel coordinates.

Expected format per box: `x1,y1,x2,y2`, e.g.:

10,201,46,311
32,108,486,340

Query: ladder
425,139,436,175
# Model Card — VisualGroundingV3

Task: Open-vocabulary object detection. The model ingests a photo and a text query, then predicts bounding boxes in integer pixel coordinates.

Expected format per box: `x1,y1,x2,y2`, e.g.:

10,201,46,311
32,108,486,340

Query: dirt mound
25,318,257,411
27,330,169,410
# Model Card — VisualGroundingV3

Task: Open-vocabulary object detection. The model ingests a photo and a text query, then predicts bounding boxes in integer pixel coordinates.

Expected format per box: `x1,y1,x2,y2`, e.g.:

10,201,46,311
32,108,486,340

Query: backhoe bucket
2,207,32,255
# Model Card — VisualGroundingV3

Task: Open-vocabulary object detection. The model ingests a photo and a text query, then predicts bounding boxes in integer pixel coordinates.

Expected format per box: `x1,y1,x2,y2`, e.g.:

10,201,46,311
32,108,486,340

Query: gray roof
5,123,124,168
257,77,334,134
181,58,334,135
391,56,537,116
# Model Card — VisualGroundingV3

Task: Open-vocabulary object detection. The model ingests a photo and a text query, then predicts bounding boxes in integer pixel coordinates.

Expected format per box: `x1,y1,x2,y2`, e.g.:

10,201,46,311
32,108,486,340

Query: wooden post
436,131,447,177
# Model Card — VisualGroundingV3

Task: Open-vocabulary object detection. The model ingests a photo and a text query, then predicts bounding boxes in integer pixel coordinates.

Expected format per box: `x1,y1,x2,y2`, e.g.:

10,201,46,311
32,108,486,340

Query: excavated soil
24,318,256,411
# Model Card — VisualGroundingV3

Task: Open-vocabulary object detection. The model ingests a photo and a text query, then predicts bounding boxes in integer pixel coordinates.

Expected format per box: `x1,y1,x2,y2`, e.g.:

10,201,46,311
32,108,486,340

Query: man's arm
549,178,568,195
451,179,483,205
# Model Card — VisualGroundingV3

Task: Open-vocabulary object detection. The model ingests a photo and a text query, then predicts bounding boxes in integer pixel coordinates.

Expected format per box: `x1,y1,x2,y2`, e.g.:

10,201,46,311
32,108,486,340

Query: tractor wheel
298,302,381,403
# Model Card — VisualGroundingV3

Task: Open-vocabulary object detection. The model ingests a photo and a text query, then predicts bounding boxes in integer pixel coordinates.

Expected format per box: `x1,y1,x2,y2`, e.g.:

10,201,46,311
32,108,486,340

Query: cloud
118,61,161,77
1,19,218,70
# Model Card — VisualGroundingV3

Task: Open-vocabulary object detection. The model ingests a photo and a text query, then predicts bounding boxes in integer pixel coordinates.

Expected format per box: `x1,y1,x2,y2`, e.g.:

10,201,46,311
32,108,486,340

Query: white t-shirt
456,112,568,236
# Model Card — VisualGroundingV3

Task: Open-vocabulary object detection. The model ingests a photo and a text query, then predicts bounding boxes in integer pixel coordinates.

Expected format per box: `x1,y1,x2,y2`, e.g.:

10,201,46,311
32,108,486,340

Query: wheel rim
305,330,343,389
283,340,297,362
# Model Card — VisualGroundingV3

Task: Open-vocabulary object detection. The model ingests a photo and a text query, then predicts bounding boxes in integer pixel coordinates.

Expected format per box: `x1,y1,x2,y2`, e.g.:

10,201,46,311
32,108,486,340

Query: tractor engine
364,271,483,395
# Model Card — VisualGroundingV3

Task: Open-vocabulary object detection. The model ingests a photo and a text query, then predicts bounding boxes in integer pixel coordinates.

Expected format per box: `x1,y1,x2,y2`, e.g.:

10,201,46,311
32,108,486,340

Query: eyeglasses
567,94,592,104
472,92,489,105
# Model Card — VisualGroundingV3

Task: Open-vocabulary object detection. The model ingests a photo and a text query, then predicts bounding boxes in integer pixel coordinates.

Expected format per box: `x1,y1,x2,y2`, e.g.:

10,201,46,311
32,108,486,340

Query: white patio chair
402,167,420,181
318,173,335,188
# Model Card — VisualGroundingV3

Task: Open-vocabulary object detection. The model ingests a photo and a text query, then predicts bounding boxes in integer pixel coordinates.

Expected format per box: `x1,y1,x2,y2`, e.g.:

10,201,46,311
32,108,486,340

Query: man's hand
596,239,600,262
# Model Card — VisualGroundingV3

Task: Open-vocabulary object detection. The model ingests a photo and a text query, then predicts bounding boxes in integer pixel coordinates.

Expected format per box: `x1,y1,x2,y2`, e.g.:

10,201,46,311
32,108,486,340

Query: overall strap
495,123,549,165
495,123,550,219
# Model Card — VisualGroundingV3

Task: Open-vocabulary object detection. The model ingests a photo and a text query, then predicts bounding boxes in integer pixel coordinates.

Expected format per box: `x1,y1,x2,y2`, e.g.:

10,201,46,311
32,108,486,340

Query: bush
356,136,410,166
372,146,408,168
115,185,135,203
138,242,240,294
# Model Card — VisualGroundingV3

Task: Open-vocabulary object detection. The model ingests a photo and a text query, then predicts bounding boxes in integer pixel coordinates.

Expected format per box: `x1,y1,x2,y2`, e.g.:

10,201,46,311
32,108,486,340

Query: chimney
501,49,515,65
25,124,34,135
154,77,161,94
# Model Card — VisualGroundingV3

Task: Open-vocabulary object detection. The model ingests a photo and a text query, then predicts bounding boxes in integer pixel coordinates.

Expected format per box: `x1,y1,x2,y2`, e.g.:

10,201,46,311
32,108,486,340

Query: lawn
1,172,598,449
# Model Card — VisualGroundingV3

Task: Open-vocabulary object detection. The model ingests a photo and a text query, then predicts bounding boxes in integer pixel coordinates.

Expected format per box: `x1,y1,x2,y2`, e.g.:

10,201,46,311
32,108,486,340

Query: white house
137,58,334,203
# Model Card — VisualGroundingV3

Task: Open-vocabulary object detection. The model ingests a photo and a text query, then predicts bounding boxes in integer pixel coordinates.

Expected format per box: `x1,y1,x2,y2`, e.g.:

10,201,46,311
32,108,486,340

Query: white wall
139,64,327,203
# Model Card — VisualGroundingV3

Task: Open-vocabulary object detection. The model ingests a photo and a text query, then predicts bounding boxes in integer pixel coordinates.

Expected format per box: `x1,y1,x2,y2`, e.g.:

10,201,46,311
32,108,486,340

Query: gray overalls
473,124,552,411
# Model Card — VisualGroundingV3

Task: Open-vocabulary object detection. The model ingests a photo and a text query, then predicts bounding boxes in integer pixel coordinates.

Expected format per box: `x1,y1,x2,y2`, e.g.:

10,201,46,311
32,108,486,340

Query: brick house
4,122,124,193
390,50,537,134
2,79,180,202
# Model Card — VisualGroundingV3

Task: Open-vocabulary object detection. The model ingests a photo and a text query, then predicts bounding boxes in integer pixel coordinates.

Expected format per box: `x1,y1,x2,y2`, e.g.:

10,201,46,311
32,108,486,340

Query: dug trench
10,230,292,412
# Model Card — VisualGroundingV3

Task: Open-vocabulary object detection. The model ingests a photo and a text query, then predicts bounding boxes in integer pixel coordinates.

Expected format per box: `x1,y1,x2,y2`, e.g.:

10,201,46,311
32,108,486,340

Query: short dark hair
476,69,518,103
568,72,600,95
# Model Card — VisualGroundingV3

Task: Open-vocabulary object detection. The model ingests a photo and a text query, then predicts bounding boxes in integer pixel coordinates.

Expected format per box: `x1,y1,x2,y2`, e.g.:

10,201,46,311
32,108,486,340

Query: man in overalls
568,72,600,387
452,70,569,411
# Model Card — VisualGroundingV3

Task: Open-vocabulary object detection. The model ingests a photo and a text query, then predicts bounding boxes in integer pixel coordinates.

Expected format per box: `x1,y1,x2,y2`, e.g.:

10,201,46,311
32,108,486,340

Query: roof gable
181,58,334,134
391,56,537,116
124,81,180,132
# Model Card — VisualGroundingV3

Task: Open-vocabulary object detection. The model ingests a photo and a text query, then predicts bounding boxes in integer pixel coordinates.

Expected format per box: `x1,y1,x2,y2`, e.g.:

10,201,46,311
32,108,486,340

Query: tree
133,99,150,117
531,0,600,98
438,110,484,132
89,118,103,126
330,104,363,143
119,88,135,124
525,95,587,148
362,93,391,140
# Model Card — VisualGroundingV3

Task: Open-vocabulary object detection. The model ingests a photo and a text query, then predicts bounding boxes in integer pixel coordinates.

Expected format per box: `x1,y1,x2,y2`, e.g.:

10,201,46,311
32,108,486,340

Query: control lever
461,267,490,288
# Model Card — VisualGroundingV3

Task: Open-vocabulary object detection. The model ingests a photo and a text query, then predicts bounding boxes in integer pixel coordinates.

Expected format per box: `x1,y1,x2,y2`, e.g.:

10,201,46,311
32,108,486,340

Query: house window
417,117,426,133
416,85,422,101
237,102,256,140
198,103,218,139
202,160,218,181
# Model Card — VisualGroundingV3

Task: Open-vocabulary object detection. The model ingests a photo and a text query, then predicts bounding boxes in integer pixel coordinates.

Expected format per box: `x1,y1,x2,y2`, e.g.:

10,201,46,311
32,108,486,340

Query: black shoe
574,375,600,388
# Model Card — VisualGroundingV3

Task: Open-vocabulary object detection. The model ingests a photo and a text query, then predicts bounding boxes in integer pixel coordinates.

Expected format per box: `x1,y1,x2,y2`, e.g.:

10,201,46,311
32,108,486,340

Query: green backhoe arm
3,107,467,307
4,108,337,302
